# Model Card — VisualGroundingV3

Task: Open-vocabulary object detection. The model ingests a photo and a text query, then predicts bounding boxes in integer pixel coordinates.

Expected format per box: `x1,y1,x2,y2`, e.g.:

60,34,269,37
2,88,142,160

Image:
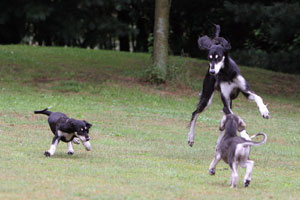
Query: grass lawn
0,45,300,199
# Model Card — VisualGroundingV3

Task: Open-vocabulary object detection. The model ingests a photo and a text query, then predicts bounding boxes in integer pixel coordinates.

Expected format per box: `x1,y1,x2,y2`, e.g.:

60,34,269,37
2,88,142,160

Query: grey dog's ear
214,37,231,50
198,35,213,50
219,115,227,131
237,116,246,132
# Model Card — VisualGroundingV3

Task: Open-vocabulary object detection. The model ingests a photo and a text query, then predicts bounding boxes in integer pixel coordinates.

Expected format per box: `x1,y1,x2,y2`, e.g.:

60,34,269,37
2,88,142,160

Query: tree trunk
153,0,170,82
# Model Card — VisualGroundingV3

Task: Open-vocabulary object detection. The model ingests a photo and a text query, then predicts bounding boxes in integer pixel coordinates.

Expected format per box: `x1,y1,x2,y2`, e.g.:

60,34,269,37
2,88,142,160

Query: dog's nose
86,137,90,141
209,70,215,75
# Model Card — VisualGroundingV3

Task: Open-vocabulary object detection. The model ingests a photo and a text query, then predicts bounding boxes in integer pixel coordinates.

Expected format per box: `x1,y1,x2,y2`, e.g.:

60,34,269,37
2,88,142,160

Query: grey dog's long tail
34,108,52,116
242,133,267,147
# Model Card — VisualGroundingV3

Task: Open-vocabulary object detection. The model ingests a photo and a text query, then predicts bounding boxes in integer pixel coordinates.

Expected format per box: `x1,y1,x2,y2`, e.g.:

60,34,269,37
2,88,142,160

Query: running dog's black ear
219,115,227,131
83,120,92,129
215,37,231,50
198,35,213,50
237,117,246,132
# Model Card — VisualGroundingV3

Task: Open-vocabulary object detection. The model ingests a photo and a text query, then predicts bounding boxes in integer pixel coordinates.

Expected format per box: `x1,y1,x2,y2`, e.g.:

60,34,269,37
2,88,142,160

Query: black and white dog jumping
34,108,92,157
188,25,269,147
209,114,267,188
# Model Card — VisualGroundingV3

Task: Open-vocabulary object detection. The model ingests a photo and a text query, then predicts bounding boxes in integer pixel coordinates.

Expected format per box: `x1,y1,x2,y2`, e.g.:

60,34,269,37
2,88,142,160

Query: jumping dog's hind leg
209,150,222,175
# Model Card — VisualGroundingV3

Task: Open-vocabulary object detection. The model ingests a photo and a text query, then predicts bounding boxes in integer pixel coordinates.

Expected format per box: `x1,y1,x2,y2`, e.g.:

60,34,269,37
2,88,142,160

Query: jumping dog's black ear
198,35,213,50
83,120,92,129
237,116,246,132
219,115,227,131
214,37,231,50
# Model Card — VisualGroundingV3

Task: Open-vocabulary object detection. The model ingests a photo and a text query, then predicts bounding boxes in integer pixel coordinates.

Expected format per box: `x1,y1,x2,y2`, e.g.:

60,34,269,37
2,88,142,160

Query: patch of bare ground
112,75,197,98
268,136,287,145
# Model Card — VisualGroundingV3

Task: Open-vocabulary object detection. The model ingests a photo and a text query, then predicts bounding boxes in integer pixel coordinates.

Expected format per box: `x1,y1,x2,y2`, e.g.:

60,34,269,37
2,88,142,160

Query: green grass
0,45,300,199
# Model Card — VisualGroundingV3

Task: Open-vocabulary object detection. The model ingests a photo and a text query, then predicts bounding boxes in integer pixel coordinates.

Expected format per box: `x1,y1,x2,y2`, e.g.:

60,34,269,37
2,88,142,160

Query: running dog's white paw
72,137,81,144
260,105,269,119
83,141,91,151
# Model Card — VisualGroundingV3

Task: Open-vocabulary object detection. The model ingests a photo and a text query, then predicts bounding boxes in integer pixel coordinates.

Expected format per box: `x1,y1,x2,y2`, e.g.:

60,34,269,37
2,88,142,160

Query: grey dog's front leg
216,130,225,148
208,130,224,175
209,151,221,175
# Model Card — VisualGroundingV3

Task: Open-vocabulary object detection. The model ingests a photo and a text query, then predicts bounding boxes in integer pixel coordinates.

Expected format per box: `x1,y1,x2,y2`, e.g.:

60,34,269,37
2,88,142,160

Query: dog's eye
215,54,219,59
209,55,213,60
81,128,84,131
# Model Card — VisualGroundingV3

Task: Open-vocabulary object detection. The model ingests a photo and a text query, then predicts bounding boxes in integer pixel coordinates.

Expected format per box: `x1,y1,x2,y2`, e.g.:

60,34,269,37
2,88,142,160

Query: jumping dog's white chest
220,82,237,97
219,75,245,98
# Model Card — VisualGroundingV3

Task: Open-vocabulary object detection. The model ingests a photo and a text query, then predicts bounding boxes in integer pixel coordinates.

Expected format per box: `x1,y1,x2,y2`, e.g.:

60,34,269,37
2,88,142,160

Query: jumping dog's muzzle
209,62,216,75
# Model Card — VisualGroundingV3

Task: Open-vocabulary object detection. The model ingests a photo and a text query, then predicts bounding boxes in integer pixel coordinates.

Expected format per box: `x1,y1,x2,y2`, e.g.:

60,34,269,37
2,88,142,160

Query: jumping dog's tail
208,21,221,38
34,108,52,116
242,133,267,147
214,24,221,38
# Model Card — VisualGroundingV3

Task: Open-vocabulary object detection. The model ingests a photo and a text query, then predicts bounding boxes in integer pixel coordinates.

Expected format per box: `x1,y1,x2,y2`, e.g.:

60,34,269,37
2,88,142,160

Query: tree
152,0,170,83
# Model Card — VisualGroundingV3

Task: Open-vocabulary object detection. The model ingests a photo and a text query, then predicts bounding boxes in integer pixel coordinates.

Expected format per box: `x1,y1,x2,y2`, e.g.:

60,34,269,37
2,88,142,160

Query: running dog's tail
34,108,52,116
242,133,267,147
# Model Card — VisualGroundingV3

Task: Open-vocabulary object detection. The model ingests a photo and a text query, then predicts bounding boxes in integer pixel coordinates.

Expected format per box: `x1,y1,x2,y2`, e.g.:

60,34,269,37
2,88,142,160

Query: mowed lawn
0,45,300,200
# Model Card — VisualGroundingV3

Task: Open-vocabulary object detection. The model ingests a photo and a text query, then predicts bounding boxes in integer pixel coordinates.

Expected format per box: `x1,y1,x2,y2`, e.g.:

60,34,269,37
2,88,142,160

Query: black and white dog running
35,108,92,157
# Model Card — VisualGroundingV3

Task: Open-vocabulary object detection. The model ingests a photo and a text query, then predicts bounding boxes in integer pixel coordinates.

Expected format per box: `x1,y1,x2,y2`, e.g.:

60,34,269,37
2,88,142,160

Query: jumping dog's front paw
244,180,251,187
260,105,270,119
209,169,215,175
67,151,74,155
44,151,51,157
262,112,269,119
188,133,194,147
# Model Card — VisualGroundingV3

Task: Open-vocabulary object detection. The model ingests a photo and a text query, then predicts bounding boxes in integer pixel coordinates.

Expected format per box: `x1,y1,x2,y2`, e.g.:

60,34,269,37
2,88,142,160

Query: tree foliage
224,1,300,73
0,0,299,73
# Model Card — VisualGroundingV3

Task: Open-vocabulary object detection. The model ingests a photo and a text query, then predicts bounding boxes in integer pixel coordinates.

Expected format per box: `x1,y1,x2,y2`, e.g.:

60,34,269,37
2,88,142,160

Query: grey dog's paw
209,169,215,175
44,151,51,157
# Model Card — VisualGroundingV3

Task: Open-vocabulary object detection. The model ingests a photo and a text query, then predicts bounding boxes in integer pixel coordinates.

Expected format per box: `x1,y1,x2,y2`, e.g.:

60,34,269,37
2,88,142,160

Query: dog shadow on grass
43,152,92,160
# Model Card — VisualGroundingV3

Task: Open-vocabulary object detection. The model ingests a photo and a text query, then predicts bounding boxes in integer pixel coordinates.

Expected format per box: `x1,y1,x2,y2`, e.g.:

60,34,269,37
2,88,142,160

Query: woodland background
1,0,300,73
